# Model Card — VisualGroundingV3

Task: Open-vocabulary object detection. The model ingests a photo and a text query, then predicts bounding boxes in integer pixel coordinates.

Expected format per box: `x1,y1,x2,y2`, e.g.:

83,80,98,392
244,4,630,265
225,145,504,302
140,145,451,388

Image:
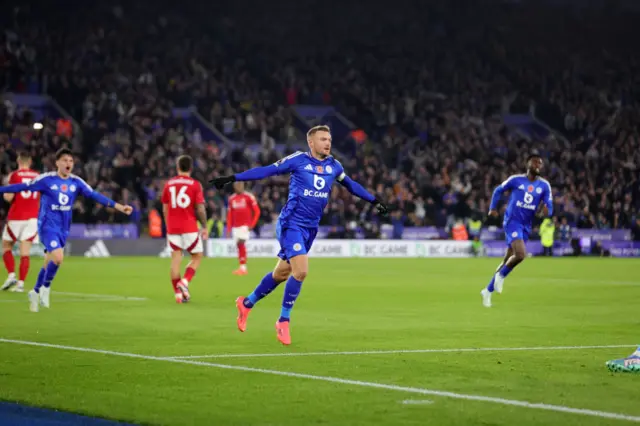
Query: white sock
240,264,247,271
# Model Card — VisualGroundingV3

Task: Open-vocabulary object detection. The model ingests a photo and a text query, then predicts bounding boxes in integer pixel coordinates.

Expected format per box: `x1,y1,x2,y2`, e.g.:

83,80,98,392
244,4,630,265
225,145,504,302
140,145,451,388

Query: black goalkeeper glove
209,175,236,189
372,199,389,217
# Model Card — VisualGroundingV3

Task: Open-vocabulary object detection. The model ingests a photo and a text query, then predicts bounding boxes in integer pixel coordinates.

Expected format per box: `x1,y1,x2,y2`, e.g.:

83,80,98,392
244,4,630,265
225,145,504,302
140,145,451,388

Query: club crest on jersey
61,184,68,192
326,165,332,173
70,184,76,192
536,187,542,194
527,185,534,193
315,166,324,173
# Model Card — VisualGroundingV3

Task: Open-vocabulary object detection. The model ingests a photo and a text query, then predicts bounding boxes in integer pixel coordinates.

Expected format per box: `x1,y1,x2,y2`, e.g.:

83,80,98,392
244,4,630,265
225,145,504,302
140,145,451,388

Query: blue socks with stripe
44,261,59,288
243,272,281,308
279,276,303,322
33,268,46,293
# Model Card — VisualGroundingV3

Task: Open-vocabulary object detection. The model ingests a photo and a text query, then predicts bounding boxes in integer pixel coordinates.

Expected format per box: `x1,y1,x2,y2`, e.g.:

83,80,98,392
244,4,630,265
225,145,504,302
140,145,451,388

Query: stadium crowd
1,0,639,237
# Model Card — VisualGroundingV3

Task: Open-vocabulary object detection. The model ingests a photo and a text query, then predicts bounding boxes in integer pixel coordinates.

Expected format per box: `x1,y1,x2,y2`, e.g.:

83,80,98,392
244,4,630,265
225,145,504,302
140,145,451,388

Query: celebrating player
226,182,260,275
1,152,40,293
161,155,208,303
481,154,553,307
210,125,389,345
0,148,133,312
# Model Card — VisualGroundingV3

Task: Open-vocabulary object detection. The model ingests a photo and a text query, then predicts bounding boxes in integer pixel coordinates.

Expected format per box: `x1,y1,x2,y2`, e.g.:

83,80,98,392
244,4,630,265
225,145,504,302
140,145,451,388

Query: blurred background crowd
1,0,639,239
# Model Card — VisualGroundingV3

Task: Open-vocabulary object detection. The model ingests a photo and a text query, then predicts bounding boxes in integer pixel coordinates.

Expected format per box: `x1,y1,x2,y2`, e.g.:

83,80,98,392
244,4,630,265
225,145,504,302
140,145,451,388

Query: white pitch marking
401,400,434,405
1,338,639,423
53,291,147,301
165,344,636,360
0,298,142,303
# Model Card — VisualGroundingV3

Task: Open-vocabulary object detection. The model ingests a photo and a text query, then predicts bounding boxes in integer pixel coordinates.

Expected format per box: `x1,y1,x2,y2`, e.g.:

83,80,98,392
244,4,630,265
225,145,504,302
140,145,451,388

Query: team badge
61,184,68,192
50,241,58,248
527,185,534,193
293,243,302,252
70,185,77,192
316,166,323,173
536,187,542,194
326,165,332,173
511,232,518,238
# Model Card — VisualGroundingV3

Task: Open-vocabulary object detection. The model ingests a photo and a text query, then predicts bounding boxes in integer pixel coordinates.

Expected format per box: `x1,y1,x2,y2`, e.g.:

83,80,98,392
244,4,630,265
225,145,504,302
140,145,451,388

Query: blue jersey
0,172,116,236
490,174,554,229
235,151,375,229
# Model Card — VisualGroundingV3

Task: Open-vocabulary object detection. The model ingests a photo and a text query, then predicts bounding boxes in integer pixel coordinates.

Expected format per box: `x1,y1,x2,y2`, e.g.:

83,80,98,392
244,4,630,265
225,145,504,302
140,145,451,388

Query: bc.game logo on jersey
52,192,72,211
516,192,536,210
303,175,329,198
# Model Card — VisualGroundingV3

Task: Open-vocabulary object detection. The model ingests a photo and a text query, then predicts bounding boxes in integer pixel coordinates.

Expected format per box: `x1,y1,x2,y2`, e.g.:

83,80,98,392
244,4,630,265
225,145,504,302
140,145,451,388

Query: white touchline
401,400,434,405
1,339,639,423
0,298,143,303
53,291,147,301
165,344,637,360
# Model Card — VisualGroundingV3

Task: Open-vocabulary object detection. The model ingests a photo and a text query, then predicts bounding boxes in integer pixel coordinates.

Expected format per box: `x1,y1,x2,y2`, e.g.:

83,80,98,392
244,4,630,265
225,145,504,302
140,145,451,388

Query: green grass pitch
0,257,639,426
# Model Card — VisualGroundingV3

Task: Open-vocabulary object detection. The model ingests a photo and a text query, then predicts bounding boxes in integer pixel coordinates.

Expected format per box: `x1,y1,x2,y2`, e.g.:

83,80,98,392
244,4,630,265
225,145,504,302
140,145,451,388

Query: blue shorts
276,223,318,262
504,222,530,246
40,230,67,252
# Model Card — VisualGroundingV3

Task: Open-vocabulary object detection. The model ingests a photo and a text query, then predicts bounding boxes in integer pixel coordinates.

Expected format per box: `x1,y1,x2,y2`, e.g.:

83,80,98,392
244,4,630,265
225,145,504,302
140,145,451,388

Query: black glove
372,199,389,217
209,175,236,189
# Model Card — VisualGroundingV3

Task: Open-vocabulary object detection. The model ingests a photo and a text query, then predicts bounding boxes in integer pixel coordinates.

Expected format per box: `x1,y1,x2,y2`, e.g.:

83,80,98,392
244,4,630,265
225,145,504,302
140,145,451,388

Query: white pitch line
1,338,639,423
0,298,143,303
53,291,147,301
401,400,434,405
165,344,637,360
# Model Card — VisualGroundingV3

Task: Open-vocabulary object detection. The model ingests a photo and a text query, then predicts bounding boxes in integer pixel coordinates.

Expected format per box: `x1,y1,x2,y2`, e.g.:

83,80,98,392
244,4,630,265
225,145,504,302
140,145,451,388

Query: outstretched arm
0,179,47,194
335,168,388,216
79,182,132,215
337,175,376,203
489,185,505,212
542,184,554,217
235,164,283,182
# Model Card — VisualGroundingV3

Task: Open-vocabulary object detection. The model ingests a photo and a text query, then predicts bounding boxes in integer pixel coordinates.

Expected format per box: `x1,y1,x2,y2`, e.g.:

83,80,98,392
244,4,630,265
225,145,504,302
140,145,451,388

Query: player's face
233,182,245,193
56,155,74,177
528,157,543,176
309,131,332,158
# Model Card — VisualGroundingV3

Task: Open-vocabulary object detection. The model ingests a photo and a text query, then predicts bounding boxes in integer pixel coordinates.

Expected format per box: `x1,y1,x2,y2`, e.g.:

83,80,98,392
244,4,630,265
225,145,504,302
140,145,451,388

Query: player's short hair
17,151,31,163
526,153,542,162
307,125,331,138
55,148,73,160
177,155,193,172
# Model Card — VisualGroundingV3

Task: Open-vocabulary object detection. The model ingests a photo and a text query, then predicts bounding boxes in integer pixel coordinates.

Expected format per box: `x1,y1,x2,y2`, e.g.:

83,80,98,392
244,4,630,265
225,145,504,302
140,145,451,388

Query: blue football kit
0,172,118,302
215,150,380,330
0,172,117,251
490,174,554,246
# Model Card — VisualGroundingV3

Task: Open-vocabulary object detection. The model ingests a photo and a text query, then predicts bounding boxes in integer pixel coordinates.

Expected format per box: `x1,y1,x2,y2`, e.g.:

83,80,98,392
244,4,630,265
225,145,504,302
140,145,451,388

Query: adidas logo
84,240,110,258
50,184,59,190
305,164,313,171
158,245,173,258
518,185,525,190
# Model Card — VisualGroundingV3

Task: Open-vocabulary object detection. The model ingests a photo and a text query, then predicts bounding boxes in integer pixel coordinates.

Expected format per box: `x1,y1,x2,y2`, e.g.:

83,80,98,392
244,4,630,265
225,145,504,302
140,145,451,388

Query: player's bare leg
177,252,202,302
493,240,526,293
275,254,308,345
1,239,17,291
233,238,248,275
236,259,290,332
170,249,185,303
13,240,32,293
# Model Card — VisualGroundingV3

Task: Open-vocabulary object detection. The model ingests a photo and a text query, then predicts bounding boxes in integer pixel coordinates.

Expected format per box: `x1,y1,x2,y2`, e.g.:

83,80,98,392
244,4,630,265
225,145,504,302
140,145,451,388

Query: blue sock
499,265,513,278
243,273,280,308
43,261,60,288
487,275,496,293
33,268,46,293
279,276,303,322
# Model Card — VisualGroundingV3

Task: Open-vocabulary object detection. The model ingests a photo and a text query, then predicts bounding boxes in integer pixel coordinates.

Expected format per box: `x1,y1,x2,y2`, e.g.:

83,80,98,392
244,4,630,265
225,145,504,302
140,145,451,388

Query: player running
481,154,553,307
0,148,133,312
226,182,260,275
210,125,389,345
1,152,40,293
161,155,208,303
